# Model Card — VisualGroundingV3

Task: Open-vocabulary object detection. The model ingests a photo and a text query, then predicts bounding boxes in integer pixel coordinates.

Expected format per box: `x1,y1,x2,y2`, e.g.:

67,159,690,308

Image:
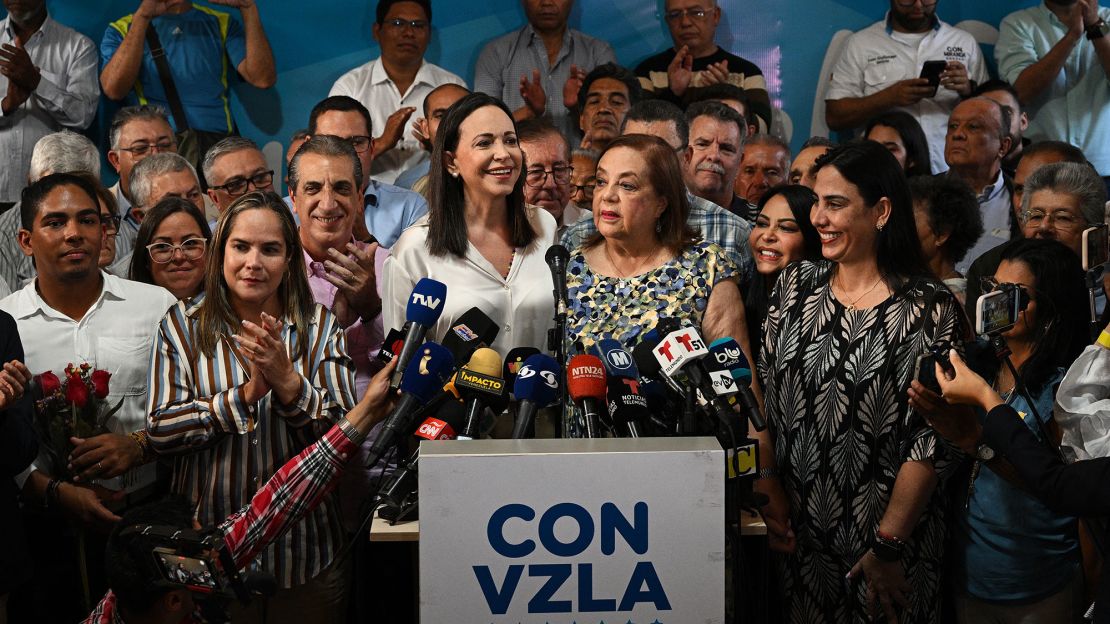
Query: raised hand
698,59,730,88
136,0,176,19
667,45,694,96
0,43,40,92
235,314,295,389
519,69,547,117
373,106,417,154
562,64,587,110
205,0,256,9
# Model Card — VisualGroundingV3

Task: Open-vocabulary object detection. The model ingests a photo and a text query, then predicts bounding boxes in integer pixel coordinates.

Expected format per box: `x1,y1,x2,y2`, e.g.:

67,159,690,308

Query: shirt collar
884,10,940,35
363,179,382,207
370,57,431,87
2,14,54,43
13,271,114,320
978,169,1007,203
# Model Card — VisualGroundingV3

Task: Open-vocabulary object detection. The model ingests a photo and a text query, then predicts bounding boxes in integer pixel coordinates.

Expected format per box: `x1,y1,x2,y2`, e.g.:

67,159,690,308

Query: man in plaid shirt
83,361,396,624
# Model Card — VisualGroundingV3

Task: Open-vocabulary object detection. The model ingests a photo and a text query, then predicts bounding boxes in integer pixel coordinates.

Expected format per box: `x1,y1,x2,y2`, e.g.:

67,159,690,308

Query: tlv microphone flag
390,278,448,388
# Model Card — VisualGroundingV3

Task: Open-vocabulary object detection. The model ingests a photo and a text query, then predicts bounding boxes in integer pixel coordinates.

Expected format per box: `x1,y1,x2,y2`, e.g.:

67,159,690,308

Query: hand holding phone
919,60,947,97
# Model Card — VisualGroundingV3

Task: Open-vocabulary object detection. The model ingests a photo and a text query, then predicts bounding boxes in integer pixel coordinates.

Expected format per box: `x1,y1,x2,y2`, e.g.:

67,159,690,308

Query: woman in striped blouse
145,191,357,618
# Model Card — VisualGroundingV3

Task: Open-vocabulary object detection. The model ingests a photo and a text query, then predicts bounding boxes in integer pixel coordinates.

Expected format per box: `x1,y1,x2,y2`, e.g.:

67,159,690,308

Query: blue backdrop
32,0,1042,182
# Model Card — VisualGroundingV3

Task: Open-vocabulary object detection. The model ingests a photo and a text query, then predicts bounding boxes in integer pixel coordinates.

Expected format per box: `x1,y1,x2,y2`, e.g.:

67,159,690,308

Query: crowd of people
4,0,1110,622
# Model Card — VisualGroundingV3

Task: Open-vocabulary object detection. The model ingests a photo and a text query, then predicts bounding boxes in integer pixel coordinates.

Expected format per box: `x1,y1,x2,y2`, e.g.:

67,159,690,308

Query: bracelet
130,430,152,463
871,529,906,562
1097,331,1110,350
44,478,62,511
756,466,779,480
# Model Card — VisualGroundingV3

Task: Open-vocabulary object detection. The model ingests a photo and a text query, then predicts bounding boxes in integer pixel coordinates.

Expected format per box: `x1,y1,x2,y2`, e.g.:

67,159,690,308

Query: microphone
566,354,607,438
366,342,455,467
454,348,505,440
606,376,648,438
708,337,766,431
653,326,736,430
509,353,561,439
390,278,448,389
503,346,541,396
377,414,461,515
440,307,499,365
376,326,406,365
592,338,639,380
545,244,570,315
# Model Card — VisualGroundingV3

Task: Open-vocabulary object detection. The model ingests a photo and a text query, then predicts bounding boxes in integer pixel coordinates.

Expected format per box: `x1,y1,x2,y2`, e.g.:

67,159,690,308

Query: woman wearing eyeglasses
911,238,1090,621
129,197,212,301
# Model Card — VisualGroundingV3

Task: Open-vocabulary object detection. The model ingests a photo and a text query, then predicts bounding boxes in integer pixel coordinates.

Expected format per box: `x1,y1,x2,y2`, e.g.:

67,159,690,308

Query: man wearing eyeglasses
635,0,771,132
518,118,581,237
306,96,429,248
329,0,464,185
568,148,599,214
202,135,273,215
826,0,988,174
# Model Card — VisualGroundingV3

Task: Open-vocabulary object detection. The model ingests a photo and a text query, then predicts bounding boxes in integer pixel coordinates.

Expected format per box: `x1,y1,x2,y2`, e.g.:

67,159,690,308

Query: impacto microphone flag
367,341,455,466
390,278,448,388
510,353,561,439
456,348,506,440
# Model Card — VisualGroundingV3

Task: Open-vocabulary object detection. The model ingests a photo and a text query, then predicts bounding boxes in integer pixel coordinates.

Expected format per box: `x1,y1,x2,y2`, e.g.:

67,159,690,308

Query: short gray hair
1022,161,1108,226
109,105,171,150
287,135,361,194
129,153,197,209
28,130,100,182
202,136,260,184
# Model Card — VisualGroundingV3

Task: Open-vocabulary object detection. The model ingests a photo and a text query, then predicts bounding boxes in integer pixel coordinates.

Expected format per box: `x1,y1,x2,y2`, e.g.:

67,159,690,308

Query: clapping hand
324,242,382,328
235,313,295,403
520,69,546,117
697,59,730,88
667,45,694,96
373,106,417,154
0,41,40,92
563,64,587,110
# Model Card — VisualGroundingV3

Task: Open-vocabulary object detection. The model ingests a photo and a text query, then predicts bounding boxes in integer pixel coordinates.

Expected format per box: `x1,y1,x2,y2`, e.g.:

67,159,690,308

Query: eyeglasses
1022,209,1083,231
570,179,596,196
147,238,207,263
894,0,937,6
662,8,713,22
209,170,275,197
525,164,573,188
345,135,373,154
383,18,429,30
116,140,176,156
100,214,122,235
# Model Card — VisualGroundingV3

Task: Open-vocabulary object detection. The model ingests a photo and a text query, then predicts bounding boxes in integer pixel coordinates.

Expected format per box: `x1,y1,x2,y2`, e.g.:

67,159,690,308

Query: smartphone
913,353,942,394
1082,224,1109,271
930,343,956,380
153,548,220,592
976,287,1021,336
919,60,947,97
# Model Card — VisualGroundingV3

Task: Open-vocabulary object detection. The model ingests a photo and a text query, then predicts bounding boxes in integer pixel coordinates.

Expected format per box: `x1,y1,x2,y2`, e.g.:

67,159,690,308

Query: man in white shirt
329,0,465,184
0,0,98,209
1,172,175,526
825,0,988,173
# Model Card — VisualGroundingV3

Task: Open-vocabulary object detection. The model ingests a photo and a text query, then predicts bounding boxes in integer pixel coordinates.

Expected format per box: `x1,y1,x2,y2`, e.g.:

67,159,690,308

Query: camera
1082,224,1109,272
975,283,1028,336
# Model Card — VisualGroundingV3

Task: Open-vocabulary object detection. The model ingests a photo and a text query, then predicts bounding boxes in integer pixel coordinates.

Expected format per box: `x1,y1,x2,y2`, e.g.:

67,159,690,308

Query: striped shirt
146,296,357,588
84,417,365,624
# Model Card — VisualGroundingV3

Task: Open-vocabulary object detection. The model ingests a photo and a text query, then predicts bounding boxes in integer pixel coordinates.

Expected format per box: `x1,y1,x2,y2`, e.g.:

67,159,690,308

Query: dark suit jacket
0,309,36,594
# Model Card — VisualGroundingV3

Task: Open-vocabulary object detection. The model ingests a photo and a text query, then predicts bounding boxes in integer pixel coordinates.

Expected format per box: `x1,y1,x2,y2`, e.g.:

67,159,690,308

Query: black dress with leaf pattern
759,261,961,623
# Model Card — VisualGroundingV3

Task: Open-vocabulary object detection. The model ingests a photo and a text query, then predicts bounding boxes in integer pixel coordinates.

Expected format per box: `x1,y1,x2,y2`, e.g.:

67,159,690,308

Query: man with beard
998,0,1110,187
0,0,97,212
825,0,987,174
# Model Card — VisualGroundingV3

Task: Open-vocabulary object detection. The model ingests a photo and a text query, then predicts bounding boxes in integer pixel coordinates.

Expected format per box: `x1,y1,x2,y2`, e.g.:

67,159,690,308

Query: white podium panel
419,437,724,624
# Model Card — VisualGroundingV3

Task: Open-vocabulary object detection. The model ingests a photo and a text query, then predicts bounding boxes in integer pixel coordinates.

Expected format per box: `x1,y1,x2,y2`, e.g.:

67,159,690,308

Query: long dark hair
996,238,1088,391
129,197,212,287
865,111,932,177
813,140,931,289
427,92,537,258
745,184,821,349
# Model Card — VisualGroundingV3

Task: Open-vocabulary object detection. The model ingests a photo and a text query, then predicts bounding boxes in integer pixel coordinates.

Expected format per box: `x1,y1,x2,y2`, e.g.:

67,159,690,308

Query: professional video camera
119,524,276,623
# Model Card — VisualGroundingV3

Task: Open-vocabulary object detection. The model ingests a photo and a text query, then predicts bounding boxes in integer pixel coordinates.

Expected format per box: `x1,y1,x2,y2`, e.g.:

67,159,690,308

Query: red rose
38,371,61,396
65,374,88,408
90,369,111,399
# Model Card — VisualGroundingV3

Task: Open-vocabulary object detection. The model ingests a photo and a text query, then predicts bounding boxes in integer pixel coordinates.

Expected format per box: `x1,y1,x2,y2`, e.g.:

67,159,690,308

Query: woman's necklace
836,273,884,311
604,243,659,286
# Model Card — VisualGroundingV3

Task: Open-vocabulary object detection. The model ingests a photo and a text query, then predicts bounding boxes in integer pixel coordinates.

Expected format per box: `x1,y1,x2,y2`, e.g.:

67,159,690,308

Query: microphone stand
548,292,570,438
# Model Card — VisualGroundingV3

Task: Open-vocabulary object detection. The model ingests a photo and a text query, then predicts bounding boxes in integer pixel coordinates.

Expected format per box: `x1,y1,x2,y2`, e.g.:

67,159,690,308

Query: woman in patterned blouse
758,141,962,623
564,133,752,355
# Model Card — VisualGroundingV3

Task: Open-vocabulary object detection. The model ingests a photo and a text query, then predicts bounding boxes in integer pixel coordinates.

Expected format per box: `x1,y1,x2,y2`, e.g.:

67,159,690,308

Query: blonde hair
196,191,314,358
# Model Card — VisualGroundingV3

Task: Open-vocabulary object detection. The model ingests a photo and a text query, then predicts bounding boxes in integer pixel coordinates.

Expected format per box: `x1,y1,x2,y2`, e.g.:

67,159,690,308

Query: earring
450,171,459,178
655,220,662,234
876,221,886,232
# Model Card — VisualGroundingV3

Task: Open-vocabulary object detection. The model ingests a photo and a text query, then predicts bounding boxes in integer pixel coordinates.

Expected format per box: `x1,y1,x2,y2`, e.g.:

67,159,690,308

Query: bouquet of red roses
33,363,123,479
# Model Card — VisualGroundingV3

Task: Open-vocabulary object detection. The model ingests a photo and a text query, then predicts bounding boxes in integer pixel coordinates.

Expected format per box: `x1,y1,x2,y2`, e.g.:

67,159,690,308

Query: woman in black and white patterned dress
757,141,962,623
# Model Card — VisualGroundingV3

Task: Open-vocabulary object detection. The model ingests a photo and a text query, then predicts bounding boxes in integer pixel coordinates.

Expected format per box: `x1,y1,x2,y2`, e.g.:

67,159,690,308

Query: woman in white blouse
383,93,557,354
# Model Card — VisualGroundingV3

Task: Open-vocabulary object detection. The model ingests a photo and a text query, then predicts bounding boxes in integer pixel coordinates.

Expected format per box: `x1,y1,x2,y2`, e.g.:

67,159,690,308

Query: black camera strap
143,25,191,132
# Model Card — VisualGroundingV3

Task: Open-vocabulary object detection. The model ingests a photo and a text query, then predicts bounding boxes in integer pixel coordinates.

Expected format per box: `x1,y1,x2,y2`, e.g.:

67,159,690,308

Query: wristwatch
1087,19,1109,40
975,443,996,462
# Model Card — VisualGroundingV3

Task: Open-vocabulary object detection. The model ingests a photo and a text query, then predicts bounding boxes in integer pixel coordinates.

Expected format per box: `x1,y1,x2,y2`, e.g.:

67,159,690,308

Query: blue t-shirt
101,7,247,134
957,367,1080,602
